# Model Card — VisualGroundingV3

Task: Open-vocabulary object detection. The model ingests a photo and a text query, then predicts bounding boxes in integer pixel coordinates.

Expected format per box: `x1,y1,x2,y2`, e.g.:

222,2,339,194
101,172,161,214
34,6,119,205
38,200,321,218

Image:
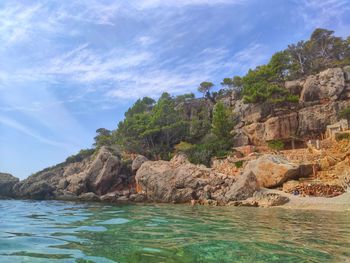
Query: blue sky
0,0,349,179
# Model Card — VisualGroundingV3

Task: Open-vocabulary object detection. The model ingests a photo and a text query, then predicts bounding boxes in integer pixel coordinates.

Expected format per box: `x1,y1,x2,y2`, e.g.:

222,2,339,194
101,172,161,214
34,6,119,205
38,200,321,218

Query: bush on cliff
66,149,95,164
225,28,350,104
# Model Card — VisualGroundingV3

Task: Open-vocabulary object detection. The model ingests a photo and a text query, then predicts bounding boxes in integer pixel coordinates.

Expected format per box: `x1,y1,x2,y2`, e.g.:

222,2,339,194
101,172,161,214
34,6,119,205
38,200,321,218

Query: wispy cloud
42,44,152,83
133,0,247,9
230,43,268,74
0,3,43,44
297,0,350,36
0,115,69,148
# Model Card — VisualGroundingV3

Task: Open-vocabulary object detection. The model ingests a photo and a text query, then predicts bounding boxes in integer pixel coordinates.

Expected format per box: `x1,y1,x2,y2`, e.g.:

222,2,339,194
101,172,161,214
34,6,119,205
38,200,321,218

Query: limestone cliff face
231,67,350,146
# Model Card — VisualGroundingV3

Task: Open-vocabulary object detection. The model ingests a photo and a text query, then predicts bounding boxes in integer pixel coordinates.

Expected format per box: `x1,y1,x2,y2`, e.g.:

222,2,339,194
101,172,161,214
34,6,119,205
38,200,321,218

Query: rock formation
231,67,350,146
242,155,312,188
13,147,133,200
0,173,19,197
135,154,259,204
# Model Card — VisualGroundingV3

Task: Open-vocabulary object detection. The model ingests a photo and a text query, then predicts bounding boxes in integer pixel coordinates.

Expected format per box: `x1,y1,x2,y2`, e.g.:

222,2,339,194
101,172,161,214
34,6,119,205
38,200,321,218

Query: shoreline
2,190,350,212
266,189,350,211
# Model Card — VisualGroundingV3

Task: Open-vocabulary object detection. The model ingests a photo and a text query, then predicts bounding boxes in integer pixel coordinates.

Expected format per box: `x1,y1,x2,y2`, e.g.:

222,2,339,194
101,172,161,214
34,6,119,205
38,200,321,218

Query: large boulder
243,154,312,188
135,156,259,204
132,155,148,174
300,68,345,102
14,147,126,199
0,173,19,197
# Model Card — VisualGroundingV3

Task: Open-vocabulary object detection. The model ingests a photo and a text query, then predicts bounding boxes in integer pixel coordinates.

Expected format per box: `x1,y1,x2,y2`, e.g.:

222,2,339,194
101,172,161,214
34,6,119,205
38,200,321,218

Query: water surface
0,200,349,262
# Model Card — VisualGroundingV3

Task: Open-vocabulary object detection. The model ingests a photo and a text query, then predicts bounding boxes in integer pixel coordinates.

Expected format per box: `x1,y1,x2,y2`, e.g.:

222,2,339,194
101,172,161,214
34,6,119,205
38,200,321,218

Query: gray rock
0,173,19,197
224,171,259,201
132,155,148,174
14,146,127,199
232,130,250,147
300,68,345,102
344,66,350,81
79,192,100,202
243,191,290,207
135,156,259,204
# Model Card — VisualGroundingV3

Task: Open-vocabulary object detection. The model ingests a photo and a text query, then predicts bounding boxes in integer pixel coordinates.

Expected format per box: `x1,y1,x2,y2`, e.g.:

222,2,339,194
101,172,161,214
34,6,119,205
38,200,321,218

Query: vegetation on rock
68,28,350,167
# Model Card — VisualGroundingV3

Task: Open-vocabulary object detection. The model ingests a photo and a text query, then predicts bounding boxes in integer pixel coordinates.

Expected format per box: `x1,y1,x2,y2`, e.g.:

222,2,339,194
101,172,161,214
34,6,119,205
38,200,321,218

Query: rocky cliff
10,147,134,200
1,67,350,207
231,66,350,146
0,173,19,198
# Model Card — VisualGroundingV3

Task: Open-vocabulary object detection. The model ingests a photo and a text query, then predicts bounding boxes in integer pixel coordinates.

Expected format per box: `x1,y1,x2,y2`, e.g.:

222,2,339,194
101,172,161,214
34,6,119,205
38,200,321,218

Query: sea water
0,200,349,262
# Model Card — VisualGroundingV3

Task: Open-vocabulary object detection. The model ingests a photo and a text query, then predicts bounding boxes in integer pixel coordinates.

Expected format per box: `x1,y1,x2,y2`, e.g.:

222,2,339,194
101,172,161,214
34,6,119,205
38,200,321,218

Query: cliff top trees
94,128,114,148
115,93,190,159
237,28,349,104
221,76,242,91
198,81,214,98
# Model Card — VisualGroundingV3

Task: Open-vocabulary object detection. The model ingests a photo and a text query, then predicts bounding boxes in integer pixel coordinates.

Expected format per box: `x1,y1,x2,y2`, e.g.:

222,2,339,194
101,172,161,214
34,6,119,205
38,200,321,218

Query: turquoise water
0,200,349,262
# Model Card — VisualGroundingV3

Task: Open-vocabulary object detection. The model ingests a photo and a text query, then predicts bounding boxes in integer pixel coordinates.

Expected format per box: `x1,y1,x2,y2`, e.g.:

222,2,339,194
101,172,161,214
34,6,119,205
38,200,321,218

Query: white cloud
0,115,69,148
134,0,246,9
230,43,268,74
137,36,155,46
42,44,152,83
297,0,350,36
0,3,43,44
55,1,121,26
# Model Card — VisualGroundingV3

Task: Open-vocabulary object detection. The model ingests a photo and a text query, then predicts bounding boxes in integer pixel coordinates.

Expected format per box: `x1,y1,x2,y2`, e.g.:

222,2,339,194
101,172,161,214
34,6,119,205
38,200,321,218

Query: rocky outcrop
230,67,350,146
0,173,19,197
242,155,312,188
132,155,148,174
233,191,290,207
300,68,345,102
13,147,132,200
298,100,350,137
135,155,259,204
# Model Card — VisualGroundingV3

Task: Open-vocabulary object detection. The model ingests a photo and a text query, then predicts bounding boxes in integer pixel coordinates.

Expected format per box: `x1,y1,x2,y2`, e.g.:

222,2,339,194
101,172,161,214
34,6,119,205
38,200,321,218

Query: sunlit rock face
135,154,259,204
227,67,350,147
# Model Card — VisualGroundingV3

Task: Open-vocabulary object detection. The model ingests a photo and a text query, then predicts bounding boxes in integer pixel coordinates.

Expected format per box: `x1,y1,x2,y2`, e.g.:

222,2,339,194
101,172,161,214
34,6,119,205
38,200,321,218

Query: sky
0,0,350,179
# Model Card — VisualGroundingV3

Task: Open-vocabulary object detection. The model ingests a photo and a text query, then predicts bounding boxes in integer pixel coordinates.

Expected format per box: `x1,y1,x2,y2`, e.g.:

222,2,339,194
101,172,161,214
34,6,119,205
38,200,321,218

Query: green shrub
174,141,194,153
339,108,350,119
267,140,285,151
65,148,95,164
335,133,350,141
234,160,244,168
185,135,233,166
186,144,213,166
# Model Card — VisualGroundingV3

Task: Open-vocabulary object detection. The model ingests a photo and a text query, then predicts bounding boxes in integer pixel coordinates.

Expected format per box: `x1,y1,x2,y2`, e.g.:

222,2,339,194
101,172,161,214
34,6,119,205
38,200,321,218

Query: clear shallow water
0,200,350,263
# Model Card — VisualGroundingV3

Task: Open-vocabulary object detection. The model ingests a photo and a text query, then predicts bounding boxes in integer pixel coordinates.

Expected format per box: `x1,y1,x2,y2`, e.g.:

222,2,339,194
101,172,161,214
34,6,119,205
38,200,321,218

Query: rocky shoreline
1,145,348,210
2,66,350,209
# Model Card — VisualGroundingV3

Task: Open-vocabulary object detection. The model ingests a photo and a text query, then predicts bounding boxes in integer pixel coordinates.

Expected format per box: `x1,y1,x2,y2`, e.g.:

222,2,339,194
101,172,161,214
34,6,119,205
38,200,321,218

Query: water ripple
0,200,350,262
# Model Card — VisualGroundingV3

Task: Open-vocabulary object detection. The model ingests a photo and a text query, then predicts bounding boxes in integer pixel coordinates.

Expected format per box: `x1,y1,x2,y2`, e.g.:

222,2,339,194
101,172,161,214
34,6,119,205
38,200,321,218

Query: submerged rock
79,192,100,202
234,191,290,207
